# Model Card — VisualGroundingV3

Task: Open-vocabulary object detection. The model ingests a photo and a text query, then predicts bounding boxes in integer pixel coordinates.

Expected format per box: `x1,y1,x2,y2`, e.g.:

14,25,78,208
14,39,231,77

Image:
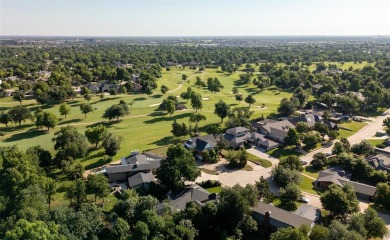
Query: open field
0,66,292,167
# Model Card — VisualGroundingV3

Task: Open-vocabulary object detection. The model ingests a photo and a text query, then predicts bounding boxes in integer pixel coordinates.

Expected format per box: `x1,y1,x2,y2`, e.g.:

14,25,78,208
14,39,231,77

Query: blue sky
1,0,390,36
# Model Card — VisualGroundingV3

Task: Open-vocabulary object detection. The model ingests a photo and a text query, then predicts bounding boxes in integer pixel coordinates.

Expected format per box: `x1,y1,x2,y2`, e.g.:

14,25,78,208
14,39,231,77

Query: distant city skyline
1,0,390,36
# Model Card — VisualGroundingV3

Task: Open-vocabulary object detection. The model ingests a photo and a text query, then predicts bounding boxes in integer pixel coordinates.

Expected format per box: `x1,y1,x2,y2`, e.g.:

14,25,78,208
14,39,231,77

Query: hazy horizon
1,0,390,36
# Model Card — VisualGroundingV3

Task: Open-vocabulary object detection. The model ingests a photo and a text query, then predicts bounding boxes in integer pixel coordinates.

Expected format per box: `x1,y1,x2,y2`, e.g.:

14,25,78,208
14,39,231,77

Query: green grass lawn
247,152,272,168
302,166,320,179
267,147,302,160
366,138,387,147
0,66,295,171
206,186,223,194
338,121,367,139
299,174,325,195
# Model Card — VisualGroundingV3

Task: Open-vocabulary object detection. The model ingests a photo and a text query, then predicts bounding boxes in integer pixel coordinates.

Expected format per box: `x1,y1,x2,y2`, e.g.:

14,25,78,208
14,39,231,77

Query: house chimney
264,210,271,229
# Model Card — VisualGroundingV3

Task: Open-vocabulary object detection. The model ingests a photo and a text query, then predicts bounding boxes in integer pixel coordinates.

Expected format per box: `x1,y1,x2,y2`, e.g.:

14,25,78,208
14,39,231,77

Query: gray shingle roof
128,172,155,188
253,202,314,228
227,127,249,134
261,120,295,133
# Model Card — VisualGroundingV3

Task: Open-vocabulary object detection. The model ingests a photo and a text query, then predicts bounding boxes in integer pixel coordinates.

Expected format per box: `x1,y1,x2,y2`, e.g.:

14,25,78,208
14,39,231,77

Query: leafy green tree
256,176,274,203
132,221,150,240
35,89,49,105
102,133,122,156
80,103,93,118
156,144,200,192
85,125,108,148
295,122,309,133
244,94,256,107
327,220,364,240
52,126,89,160
182,74,188,81
190,92,203,112
189,113,207,133
313,122,329,135
293,87,309,107
374,182,390,209
207,77,224,93
309,225,329,240
171,120,187,137
0,111,11,127
160,85,169,95
214,100,230,123
65,179,87,210
351,140,374,156
159,99,176,116
320,183,360,218
12,90,25,104
144,85,153,97
277,97,298,117
8,105,33,126
311,152,328,170
86,174,109,202
103,102,130,121
284,128,301,148
272,166,302,187
279,155,303,171
383,117,390,135
110,87,118,96
119,86,127,96
232,86,239,94
42,178,57,210
180,87,194,103
270,226,309,240
5,219,63,240
362,208,388,238
235,93,243,103
111,218,130,240
35,111,58,130
217,185,259,236
59,102,71,119
279,183,302,209
302,131,322,150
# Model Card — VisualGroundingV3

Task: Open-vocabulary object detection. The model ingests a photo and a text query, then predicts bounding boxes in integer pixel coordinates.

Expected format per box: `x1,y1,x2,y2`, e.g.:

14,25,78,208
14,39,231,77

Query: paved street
301,108,390,162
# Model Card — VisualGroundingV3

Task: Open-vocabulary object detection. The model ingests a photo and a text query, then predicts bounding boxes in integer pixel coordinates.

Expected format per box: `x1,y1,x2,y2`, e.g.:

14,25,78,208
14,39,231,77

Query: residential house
258,120,295,143
105,152,163,183
128,172,155,191
312,84,323,94
315,167,376,200
223,127,251,148
156,184,217,214
290,113,317,128
223,126,279,151
252,202,317,230
184,134,217,160
367,154,390,173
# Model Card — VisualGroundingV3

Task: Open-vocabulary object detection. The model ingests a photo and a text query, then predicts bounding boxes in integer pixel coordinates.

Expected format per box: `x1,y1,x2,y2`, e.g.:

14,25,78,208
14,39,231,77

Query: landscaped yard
302,166,320,179
299,174,325,195
206,186,223,194
247,152,272,168
367,138,387,147
267,147,302,160
338,121,367,139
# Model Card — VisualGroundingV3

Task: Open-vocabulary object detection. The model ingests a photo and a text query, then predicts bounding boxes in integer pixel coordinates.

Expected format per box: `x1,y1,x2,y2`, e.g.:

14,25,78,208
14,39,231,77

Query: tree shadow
144,112,192,124
4,129,48,142
149,136,179,146
134,97,147,101
86,121,116,129
152,94,163,99
85,150,106,160
59,118,82,125
85,157,112,170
